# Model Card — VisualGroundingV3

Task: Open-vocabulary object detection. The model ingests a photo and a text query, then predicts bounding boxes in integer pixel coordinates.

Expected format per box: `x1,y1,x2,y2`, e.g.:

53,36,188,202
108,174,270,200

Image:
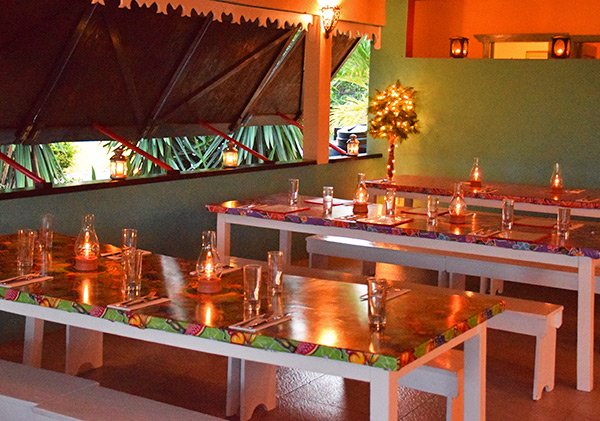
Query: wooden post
302,15,332,164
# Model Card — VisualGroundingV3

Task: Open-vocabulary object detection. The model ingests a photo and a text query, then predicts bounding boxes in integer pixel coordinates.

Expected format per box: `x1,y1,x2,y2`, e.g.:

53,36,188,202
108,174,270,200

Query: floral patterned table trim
0,284,503,372
206,203,600,259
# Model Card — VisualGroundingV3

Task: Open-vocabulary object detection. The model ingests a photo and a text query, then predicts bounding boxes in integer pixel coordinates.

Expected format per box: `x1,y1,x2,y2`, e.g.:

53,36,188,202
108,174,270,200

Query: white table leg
279,230,293,265
217,214,231,265
240,360,277,421
65,326,103,375
577,256,594,391
23,317,44,367
226,357,241,417
369,369,398,421
463,324,486,420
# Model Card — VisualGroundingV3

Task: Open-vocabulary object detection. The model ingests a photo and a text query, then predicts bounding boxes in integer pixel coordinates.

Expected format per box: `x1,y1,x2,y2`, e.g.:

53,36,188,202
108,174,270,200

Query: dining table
0,233,503,420
208,193,600,393
366,174,600,217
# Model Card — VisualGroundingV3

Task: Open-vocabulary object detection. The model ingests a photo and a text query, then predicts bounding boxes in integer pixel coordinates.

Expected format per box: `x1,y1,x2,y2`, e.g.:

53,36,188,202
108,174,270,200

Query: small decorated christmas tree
368,81,419,180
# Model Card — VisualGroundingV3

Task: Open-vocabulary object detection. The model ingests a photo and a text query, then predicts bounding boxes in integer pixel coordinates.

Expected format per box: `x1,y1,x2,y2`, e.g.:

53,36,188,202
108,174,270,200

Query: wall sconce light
320,5,341,39
222,141,239,168
551,36,571,58
109,147,127,180
449,37,469,58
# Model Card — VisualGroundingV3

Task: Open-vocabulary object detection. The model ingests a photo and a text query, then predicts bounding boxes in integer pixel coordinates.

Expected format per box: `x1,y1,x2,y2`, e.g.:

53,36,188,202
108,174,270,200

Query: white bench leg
449,273,466,290
490,279,504,295
23,317,44,368
279,230,293,265
226,357,241,417
65,326,103,375
370,369,399,421
463,325,486,421
533,325,557,400
437,271,449,288
449,368,464,421
479,277,490,294
240,361,277,421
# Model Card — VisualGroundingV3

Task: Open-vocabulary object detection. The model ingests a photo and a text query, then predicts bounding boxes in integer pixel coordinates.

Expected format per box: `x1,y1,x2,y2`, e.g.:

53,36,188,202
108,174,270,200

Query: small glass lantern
550,162,563,193
353,173,369,214
346,134,360,156
468,157,482,187
450,37,469,58
109,147,127,180
196,230,223,293
448,182,468,224
222,141,239,168
74,214,100,271
551,36,571,59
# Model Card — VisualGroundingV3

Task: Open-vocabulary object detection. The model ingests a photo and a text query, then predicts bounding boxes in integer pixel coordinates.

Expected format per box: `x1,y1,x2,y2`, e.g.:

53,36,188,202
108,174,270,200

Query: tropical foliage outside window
1,38,371,189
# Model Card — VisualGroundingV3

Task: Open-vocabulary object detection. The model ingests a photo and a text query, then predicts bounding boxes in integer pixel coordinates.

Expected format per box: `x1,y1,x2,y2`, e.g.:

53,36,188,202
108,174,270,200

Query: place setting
228,251,293,333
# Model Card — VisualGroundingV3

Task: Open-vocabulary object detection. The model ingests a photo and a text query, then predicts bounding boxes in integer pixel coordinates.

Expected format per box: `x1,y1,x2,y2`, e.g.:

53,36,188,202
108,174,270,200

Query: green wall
370,0,600,188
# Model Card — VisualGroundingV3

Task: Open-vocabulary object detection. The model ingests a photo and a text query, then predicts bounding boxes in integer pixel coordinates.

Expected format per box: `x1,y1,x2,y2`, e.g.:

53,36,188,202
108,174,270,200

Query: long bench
0,359,222,420
306,235,564,401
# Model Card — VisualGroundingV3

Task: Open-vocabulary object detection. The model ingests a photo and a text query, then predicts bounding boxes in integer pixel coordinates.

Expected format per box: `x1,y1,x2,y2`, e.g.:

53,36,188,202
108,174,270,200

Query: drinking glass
288,178,299,206
39,213,54,253
243,264,262,311
384,189,395,217
557,207,571,236
267,250,284,293
501,199,514,230
17,228,36,269
122,228,138,251
367,277,388,331
427,195,439,223
323,186,334,216
122,248,144,296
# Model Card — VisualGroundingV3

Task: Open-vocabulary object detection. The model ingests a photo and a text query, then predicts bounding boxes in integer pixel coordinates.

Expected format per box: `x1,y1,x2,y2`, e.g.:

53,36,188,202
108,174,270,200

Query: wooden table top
0,233,503,371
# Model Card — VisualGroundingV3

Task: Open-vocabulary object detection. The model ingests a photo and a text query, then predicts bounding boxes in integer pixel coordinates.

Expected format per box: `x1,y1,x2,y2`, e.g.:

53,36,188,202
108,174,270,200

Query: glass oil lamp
353,173,369,214
550,162,563,193
74,214,100,271
109,147,127,180
448,182,468,224
346,134,360,156
468,157,482,187
222,141,239,168
196,230,223,293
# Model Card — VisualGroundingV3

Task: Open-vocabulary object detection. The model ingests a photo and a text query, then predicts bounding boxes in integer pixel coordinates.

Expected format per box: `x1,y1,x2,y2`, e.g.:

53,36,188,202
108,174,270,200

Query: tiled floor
1,260,600,420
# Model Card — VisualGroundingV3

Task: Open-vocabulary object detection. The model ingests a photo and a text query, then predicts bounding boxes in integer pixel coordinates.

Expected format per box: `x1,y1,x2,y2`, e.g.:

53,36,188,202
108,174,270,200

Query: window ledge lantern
346,134,360,156
109,147,127,180
222,141,239,168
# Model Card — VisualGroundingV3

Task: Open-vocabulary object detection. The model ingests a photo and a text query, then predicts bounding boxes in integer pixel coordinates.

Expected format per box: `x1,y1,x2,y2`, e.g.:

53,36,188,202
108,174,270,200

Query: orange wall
412,0,600,58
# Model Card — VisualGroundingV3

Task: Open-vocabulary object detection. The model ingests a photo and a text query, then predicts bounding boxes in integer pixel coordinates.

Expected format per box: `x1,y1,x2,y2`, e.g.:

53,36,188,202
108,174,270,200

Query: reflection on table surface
0,233,503,370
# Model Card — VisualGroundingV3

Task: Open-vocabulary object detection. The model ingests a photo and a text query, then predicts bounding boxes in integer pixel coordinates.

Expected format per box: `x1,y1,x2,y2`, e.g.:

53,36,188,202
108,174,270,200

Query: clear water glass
384,189,395,216
323,186,334,216
501,199,514,230
267,250,284,293
367,277,388,331
289,178,299,206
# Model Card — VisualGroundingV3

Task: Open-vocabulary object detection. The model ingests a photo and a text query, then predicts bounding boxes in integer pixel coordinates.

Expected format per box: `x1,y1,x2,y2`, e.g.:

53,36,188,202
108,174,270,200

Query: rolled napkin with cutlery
229,313,292,333
0,273,53,288
101,249,152,261
359,288,410,302
107,292,170,311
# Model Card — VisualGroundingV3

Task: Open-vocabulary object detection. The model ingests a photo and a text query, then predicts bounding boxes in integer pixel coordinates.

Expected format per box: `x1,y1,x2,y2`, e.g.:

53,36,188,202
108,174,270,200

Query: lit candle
353,173,370,214
550,162,563,193
469,157,482,187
